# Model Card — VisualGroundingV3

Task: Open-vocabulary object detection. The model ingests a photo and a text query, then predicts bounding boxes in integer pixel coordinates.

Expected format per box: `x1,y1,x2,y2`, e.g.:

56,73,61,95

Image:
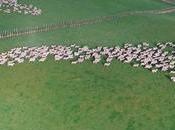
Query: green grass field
0,0,171,29
0,0,175,130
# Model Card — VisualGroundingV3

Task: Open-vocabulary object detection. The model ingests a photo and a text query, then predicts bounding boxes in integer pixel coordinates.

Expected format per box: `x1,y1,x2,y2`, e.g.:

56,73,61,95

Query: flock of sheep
0,42,175,82
0,0,41,15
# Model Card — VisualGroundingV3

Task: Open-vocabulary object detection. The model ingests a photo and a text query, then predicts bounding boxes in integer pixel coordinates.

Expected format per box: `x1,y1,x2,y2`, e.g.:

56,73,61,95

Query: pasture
0,0,175,130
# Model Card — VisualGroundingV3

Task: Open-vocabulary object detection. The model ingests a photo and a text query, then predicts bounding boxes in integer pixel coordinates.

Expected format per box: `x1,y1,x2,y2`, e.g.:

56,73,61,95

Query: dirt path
0,0,175,40
160,0,175,13
162,0,175,5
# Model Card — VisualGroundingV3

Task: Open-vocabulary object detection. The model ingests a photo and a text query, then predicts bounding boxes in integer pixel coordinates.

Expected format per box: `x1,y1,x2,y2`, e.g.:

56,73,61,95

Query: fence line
0,15,118,40
0,6,175,40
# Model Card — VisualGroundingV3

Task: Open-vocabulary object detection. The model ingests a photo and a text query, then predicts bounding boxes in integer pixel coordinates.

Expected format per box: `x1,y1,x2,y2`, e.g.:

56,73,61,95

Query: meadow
0,0,175,130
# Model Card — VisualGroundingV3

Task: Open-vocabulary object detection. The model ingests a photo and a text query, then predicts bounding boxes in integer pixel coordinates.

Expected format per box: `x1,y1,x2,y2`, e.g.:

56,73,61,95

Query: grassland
1,14,175,51
0,0,171,29
0,60,175,130
0,0,175,130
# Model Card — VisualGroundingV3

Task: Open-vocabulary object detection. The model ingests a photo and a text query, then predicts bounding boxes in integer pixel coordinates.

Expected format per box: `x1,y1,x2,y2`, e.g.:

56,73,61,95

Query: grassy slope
0,0,171,29
0,60,175,130
0,14,175,51
0,0,175,130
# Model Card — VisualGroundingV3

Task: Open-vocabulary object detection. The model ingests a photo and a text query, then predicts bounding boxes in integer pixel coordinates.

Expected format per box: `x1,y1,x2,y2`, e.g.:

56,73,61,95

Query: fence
0,15,118,40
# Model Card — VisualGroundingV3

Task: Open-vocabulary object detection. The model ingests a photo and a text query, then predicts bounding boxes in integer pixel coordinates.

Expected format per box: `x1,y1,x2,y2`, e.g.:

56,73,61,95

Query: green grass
0,60,175,130
0,0,175,130
0,14,175,51
0,0,172,29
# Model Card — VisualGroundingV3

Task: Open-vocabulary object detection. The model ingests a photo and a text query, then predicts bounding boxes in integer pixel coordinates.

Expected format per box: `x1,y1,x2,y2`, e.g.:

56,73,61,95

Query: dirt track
159,0,175,13
162,0,175,5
